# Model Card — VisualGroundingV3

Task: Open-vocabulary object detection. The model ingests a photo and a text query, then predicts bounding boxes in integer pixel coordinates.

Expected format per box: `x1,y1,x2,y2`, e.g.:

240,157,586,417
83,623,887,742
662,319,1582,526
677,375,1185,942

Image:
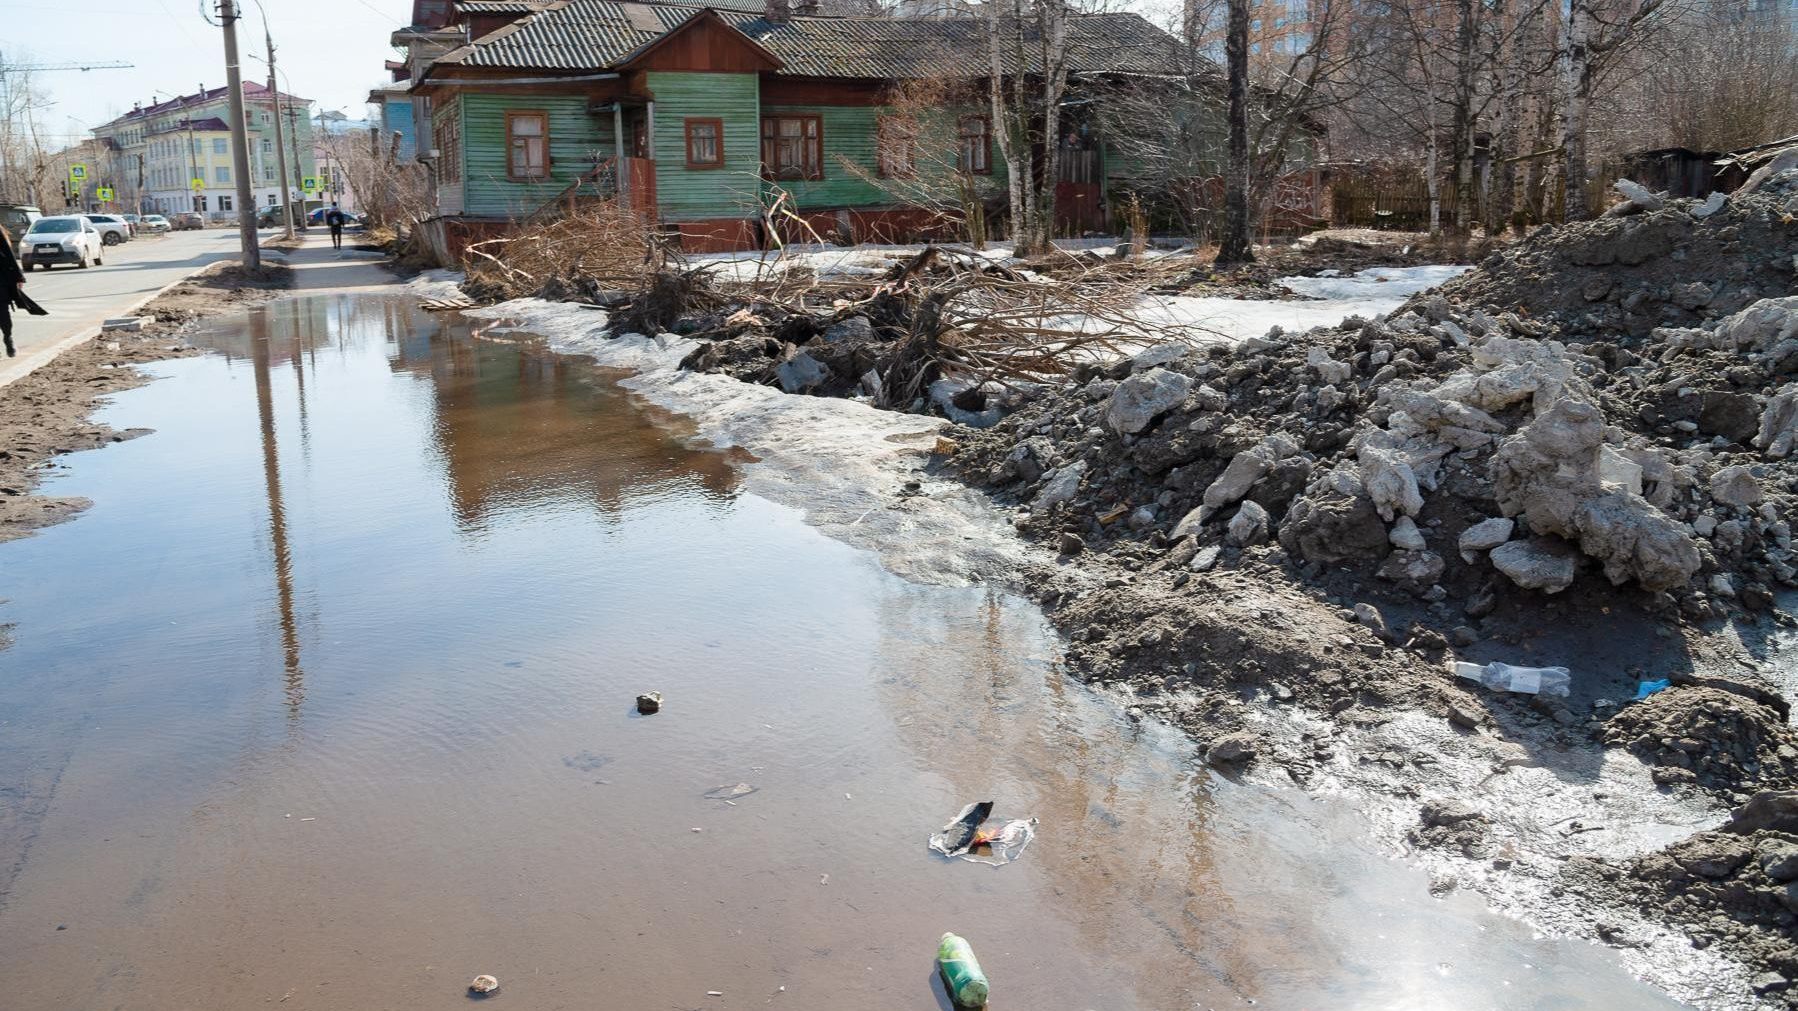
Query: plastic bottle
1453,660,1571,697
936,932,990,1007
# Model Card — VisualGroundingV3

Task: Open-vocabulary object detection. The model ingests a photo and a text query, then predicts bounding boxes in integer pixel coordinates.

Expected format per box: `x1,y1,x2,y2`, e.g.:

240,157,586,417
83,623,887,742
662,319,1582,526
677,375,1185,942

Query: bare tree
984,0,1072,256
1215,0,1252,263
320,123,431,235
1598,6,1798,155
1559,0,1688,219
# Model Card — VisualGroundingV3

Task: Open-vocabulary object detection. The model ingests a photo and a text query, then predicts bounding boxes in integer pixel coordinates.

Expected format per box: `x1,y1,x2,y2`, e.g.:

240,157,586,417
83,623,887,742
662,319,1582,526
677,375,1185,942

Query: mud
423,170,1798,1005
0,260,292,543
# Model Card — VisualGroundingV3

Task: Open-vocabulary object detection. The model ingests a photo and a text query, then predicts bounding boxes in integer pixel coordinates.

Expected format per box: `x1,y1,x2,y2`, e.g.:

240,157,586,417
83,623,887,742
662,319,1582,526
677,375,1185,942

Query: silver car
20,215,105,269
83,214,132,245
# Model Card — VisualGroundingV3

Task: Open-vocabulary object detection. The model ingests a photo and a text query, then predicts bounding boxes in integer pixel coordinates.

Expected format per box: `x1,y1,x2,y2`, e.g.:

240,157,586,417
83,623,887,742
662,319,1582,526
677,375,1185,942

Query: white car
139,214,172,234
20,215,105,270
83,214,132,245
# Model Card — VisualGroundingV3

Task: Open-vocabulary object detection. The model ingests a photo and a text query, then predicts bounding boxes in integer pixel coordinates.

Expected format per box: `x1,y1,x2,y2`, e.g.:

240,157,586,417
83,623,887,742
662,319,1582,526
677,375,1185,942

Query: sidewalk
277,229,399,291
0,231,398,392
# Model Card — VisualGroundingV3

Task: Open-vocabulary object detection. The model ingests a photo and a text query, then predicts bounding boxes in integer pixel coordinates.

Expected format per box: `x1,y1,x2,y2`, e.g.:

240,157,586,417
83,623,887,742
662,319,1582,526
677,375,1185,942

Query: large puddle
0,295,1693,1010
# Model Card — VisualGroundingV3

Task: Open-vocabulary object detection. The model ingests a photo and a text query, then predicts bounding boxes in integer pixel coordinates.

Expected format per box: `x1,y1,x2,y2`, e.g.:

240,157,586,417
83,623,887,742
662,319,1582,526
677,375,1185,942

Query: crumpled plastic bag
928,801,1038,867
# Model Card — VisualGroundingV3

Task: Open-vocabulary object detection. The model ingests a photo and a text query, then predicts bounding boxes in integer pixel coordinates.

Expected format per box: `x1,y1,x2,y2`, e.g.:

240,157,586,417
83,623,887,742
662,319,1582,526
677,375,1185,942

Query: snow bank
453,263,1470,580
464,299,1040,587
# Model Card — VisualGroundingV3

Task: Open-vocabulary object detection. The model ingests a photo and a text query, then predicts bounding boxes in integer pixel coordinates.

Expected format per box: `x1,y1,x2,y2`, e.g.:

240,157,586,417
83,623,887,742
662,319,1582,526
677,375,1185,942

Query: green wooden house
406,0,1243,254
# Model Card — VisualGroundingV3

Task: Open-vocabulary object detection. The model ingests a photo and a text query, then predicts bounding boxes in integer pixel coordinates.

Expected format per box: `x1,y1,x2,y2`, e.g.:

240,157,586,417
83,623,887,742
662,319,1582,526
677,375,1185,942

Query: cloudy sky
2,0,410,142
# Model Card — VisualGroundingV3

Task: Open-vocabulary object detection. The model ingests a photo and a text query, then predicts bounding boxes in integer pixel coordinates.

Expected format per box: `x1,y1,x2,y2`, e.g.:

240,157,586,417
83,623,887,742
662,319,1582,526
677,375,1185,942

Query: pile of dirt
1604,686,1798,792
1563,791,1798,1004
1437,178,1798,338
941,175,1798,798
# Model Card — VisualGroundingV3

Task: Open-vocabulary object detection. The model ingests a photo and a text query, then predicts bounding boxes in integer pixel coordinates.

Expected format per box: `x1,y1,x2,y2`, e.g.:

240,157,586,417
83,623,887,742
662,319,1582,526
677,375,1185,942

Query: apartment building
91,82,319,220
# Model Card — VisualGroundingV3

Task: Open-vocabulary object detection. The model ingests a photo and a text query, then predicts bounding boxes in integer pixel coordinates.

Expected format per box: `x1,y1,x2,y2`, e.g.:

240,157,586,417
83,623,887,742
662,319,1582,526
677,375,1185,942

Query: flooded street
0,294,1693,1010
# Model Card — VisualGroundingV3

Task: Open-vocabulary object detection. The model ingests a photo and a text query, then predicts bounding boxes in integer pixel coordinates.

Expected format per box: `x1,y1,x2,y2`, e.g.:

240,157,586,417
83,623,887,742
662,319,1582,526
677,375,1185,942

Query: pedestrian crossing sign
302,176,320,191
69,164,87,181
192,177,206,191
97,187,115,202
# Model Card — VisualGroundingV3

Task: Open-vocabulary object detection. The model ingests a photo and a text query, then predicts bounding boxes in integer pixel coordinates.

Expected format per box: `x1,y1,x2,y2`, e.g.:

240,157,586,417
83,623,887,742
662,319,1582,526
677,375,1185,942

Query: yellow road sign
69,164,88,181
97,187,115,202
192,177,206,191
302,175,320,191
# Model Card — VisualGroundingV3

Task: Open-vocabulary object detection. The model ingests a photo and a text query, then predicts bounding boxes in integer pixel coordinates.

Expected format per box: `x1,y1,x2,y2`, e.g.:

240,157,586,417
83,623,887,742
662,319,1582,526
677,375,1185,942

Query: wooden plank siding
758,104,885,211
646,71,762,222
459,93,617,219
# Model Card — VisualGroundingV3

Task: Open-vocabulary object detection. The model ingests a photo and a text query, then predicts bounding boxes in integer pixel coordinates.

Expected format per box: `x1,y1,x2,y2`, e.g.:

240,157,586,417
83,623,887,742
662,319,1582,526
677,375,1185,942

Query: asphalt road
2,226,280,385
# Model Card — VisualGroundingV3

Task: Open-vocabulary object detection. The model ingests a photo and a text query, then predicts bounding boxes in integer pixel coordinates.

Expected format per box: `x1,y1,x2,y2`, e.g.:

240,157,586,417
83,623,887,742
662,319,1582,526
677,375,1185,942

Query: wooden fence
1329,177,1460,231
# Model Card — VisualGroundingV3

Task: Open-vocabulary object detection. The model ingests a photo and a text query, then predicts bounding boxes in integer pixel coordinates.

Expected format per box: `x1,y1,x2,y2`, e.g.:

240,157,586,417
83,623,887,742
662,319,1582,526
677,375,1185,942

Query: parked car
172,212,205,230
309,207,361,225
2,203,42,245
19,215,105,270
84,214,132,245
140,214,172,234
256,204,289,228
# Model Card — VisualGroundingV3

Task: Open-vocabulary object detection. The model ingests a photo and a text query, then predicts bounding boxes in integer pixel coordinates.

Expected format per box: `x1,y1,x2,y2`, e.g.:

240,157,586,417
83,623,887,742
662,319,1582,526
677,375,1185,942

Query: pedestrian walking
327,206,345,250
0,228,49,359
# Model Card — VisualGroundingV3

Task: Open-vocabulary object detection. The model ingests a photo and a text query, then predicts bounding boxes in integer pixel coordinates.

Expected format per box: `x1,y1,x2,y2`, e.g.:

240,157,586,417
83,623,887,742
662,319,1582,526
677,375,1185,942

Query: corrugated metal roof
434,1,1189,78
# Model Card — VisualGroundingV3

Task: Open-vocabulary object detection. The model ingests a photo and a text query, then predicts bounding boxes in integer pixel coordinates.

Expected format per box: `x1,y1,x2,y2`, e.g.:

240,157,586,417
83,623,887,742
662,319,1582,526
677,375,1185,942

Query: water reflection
0,295,1697,1011
249,310,305,721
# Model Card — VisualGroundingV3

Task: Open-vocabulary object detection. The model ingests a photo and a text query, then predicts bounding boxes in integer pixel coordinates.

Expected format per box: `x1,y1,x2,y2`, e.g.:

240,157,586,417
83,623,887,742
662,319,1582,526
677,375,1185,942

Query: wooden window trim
684,117,725,170
505,109,550,182
759,113,824,182
958,115,992,176
876,115,914,179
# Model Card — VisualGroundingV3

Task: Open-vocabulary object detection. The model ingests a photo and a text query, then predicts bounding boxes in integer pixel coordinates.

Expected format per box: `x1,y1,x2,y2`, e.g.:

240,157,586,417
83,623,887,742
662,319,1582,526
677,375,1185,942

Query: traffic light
65,181,77,207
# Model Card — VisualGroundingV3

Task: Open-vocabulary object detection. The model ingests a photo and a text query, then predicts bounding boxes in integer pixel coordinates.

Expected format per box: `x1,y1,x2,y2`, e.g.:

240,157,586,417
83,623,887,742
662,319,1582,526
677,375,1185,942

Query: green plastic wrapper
937,931,990,1007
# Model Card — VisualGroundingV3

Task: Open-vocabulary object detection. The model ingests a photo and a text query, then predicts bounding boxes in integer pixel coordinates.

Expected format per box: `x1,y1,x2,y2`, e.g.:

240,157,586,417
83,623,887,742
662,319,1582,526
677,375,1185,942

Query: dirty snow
464,298,1044,588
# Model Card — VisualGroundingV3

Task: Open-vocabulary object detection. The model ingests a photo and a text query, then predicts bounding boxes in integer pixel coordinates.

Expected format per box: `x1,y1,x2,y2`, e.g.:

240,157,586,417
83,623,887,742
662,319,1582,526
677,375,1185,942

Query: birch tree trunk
1489,0,1524,232
1450,0,1478,232
1559,0,1597,221
1215,0,1254,265
986,3,1027,248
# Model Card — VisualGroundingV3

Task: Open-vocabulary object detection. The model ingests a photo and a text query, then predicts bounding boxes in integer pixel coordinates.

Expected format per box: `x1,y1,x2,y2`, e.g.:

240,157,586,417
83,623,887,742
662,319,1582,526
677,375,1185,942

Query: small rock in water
636,692,663,715
470,974,500,995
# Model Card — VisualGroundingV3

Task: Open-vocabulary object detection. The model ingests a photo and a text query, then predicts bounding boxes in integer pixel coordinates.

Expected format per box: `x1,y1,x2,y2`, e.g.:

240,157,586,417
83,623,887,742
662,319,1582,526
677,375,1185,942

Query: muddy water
0,295,1690,1011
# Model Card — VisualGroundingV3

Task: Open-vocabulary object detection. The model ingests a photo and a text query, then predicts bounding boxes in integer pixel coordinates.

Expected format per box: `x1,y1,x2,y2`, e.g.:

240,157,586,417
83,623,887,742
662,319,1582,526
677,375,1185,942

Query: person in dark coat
0,228,48,358
327,205,345,250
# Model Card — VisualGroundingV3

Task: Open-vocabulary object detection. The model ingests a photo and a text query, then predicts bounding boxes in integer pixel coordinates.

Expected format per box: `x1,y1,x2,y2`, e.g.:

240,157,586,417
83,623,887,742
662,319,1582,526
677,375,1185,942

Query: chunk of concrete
1307,346,1352,385
1612,178,1664,213
1034,460,1087,510
1226,500,1269,546
776,350,832,393
1105,367,1192,435
1489,538,1578,593
1458,517,1515,554
1760,386,1798,459
1711,465,1764,508
1389,515,1427,551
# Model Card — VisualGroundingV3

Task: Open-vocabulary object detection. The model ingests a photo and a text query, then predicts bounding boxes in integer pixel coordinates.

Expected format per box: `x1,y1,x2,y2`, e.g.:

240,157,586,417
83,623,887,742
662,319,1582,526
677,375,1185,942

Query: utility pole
264,23,295,239
218,0,261,269
285,102,308,231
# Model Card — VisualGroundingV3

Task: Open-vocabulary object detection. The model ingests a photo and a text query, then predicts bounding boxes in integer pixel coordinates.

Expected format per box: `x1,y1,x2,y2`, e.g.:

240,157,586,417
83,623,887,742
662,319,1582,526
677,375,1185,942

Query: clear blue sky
1,0,410,146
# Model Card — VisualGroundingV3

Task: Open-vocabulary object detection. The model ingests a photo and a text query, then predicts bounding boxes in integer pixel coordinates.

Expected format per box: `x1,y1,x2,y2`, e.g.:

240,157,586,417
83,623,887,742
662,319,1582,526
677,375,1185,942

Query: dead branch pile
462,202,666,303
675,244,1223,422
